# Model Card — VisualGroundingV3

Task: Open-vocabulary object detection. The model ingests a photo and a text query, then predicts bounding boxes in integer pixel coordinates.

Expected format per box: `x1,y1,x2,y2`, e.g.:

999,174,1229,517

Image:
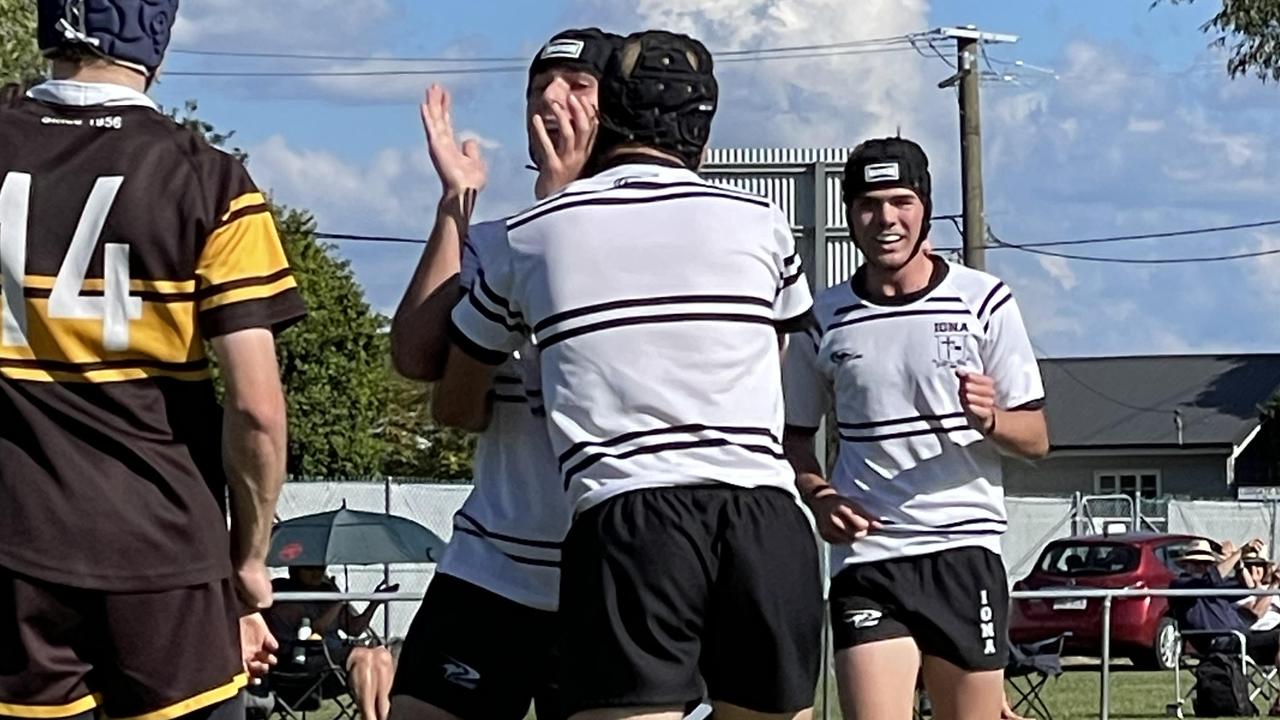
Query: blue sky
149,0,1277,358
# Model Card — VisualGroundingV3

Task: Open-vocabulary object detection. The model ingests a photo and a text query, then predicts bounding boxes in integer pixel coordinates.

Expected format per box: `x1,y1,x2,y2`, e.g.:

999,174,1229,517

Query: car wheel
1132,616,1179,670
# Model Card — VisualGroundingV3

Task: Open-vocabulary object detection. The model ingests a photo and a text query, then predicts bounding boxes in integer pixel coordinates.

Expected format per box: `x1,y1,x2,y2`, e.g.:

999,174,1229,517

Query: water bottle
293,618,311,665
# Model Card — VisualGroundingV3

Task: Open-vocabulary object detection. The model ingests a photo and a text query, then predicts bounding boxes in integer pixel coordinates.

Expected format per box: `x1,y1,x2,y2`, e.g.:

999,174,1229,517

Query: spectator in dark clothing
1172,538,1280,715
262,566,398,720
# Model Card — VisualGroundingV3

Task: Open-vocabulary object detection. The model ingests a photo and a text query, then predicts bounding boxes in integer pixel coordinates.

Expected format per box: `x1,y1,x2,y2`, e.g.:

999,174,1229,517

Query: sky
149,0,1280,358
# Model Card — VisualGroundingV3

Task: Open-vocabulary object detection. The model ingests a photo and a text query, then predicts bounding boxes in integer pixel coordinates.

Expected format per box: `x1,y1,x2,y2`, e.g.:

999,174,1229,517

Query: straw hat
1180,538,1218,563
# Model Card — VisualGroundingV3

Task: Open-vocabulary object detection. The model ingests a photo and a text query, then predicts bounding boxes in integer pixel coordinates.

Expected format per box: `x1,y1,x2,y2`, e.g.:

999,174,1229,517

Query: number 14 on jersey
0,171,142,352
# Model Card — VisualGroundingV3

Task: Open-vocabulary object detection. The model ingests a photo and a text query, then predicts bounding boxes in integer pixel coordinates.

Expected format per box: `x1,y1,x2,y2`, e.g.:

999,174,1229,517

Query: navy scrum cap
527,28,617,94
594,30,718,170
842,137,933,238
38,0,178,74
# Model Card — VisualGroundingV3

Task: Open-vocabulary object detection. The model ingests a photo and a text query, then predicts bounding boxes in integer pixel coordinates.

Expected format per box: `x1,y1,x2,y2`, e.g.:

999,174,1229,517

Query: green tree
379,371,476,481
1161,0,1280,81
274,210,393,477
0,0,43,87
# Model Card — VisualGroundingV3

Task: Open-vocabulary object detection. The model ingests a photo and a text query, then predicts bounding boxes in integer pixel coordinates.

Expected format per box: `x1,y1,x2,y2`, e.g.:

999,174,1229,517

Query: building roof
1042,354,1280,451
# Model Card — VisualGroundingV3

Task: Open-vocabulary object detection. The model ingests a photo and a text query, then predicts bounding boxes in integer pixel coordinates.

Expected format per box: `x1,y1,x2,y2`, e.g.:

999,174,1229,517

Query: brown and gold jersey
0,81,306,592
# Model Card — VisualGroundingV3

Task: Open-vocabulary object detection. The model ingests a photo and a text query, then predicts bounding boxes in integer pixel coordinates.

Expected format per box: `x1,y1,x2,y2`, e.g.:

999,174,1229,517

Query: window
1095,470,1161,501
1039,542,1141,576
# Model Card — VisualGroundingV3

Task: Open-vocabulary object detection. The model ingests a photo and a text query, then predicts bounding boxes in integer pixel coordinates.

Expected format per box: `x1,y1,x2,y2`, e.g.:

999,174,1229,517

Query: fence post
1100,595,1113,720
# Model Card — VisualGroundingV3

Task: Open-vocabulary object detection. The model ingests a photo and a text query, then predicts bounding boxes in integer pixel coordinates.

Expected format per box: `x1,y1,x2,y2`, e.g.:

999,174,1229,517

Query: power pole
935,26,1018,271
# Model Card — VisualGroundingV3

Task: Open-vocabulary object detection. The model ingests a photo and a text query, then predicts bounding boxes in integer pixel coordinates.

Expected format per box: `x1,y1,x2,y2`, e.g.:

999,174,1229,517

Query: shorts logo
830,350,863,364
978,590,997,656
864,162,900,182
842,609,883,629
442,657,481,689
540,39,585,60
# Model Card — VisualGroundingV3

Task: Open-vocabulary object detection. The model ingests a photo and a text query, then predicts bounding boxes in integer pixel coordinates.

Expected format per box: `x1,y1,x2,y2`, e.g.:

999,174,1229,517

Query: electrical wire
989,228,1280,264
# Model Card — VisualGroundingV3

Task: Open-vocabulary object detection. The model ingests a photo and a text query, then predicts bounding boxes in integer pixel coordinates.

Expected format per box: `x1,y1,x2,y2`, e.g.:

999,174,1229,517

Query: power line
989,228,1280,264
930,217,1280,255
167,33,920,64
163,44,925,78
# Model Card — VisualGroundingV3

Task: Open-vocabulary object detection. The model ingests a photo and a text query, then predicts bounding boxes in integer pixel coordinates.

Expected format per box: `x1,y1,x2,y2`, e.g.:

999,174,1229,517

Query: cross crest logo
934,334,968,368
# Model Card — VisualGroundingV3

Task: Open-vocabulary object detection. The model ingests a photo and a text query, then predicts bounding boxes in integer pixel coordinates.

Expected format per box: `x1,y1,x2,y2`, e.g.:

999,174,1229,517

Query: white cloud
246,131,526,314
1037,255,1077,290
567,0,946,158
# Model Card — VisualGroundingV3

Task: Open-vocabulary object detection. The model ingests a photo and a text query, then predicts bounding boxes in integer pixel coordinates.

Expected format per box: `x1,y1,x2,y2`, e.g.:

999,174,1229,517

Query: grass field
310,664,1269,719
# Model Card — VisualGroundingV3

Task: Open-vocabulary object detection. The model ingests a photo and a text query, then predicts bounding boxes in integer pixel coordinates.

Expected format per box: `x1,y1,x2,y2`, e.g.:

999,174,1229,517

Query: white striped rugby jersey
783,257,1044,567
434,220,567,612
449,161,814,513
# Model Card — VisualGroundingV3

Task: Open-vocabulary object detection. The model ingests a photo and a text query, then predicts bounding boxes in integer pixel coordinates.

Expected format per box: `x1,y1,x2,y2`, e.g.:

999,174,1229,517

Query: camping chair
1167,628,1280,718
249,634,359,720
1006,633,1068,720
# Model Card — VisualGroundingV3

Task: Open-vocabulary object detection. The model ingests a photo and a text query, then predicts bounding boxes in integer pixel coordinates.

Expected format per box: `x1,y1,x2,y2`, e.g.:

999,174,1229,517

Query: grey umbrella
268,504,447,566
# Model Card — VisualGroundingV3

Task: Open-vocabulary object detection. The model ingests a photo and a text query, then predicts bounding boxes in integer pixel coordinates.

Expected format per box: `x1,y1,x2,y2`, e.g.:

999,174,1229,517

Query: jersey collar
26,80,158,111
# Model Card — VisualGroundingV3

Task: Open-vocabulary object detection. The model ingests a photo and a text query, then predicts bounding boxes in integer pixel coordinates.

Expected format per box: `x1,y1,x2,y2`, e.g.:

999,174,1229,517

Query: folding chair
1167,628,1280,718
1006,633,1068,720
259,637,359,720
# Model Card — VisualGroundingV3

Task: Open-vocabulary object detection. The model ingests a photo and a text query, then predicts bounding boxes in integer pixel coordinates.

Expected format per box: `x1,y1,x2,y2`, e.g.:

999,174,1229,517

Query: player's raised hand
807,489,882,544
239,612,279,681
957,369,998,435
420,84,487,200
532,93,598,199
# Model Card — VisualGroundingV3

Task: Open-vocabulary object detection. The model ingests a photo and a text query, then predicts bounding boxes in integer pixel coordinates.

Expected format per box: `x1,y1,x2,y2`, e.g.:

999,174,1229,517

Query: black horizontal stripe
782,251,800,268
447,321,507,366
785,423,820,436
197,267,293,301
829,308,970,331
214,203,271,232
778,269,804,290
535,294,772,335
563,437,786,490
775,309,814,335
833,302,867,315
559,423,781,466
475,269,524,322
466,287,526,333
493,375,523,385
837,411,966,430
510,181,747,226
839,423,974,443
880,517,1008,530
874,527,1004,537
22,286,198,303
455,511,563,549
976,282,1007,319
927,296,964,303
491,393,528,403
0,356,209,373
508,190,771,232
451,527,561,567
983,294,1013,332
539,312,774,350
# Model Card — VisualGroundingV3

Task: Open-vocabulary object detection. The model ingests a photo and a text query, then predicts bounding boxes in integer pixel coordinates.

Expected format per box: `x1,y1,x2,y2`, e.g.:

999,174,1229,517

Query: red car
1009,532,1211,670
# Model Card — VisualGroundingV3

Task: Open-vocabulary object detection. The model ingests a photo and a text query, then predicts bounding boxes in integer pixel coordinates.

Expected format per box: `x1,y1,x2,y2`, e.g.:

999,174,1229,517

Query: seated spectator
264,566,398,720
1235,544,1280,632
1172,538,1280,714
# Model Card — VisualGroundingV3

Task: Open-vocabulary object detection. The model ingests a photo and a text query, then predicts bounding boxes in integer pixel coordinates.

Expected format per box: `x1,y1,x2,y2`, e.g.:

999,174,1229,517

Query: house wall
1002,452,1231,498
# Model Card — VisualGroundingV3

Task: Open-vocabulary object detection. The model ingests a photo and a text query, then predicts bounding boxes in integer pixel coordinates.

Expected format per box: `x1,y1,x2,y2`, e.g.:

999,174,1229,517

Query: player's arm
213,329,288,610
197,156,307,610
432,226,527,432
391,85,486,381
957,372,1049,459
969,284,1051,459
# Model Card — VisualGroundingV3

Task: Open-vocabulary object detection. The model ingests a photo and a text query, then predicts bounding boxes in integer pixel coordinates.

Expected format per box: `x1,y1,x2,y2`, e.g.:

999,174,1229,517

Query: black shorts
0,565,245,720
829,546,1009,671
391,573,561,720
559,485,823,715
